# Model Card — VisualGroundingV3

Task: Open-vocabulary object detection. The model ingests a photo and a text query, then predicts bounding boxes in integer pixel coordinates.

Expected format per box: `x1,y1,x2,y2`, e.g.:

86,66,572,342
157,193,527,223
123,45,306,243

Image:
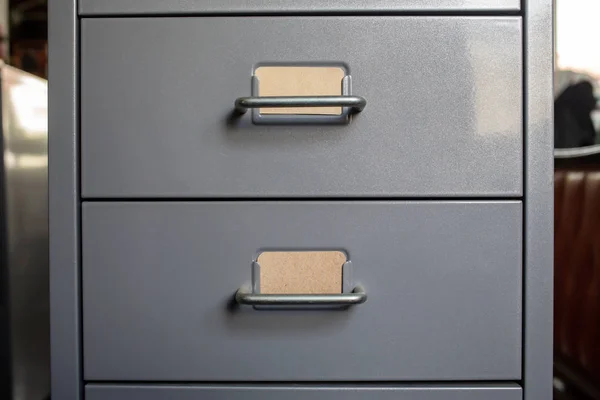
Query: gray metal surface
85,384,523,400
81,17,523,198
82,201,522,381
48,0,81,399
0,65,49,400
524,0,554,400
78,0,521,15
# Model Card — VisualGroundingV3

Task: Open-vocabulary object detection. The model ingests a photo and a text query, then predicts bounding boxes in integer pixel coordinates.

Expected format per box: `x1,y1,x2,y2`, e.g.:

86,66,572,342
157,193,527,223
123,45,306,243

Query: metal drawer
81,17,522,198
79,0,521,15
82,201,522,381
85,384,523,400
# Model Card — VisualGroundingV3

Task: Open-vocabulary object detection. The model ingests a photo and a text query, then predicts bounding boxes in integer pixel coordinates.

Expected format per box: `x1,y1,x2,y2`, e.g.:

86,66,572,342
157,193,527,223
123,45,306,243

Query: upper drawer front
85,384,523,400
83,201,522,381
79,0,521,15
81,17,522,198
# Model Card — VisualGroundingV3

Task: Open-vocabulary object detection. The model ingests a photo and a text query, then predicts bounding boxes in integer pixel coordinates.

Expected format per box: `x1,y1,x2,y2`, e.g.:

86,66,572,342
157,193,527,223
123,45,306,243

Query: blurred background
555,0,600,149
4,0,47,78
0,1,48,400
535,2,600,400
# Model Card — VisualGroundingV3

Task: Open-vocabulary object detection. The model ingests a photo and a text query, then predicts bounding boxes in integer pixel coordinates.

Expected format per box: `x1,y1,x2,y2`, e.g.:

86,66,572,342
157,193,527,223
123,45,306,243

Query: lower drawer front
85,384,522,400
82,201,522,381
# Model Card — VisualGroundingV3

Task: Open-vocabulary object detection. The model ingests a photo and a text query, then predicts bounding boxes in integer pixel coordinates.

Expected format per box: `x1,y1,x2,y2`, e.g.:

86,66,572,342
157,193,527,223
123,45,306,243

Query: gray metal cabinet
81,17,523,198
78,0,521,15
50,0,554,399
82,201,522,381
84,384,523,400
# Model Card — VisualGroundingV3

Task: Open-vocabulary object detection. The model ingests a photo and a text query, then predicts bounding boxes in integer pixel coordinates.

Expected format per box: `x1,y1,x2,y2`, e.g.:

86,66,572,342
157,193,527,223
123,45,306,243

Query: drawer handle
235,285,367,306
234,96,367,114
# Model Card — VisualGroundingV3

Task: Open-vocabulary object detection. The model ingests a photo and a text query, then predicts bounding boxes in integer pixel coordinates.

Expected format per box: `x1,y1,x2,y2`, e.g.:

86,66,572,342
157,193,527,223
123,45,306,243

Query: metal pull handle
234,96,367,114
235,285,367,306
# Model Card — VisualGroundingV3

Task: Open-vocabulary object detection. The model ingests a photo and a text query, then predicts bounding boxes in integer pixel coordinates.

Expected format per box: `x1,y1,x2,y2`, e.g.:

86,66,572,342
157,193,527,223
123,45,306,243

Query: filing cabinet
49,1,553,400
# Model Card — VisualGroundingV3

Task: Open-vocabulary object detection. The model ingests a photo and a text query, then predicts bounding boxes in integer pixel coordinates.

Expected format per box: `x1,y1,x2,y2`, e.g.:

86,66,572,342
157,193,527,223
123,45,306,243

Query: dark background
9,0,47,78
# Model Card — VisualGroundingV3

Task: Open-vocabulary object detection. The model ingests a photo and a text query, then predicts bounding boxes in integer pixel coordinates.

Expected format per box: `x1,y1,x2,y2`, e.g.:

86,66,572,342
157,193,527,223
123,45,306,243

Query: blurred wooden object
11,39,46,78
555,159,600,399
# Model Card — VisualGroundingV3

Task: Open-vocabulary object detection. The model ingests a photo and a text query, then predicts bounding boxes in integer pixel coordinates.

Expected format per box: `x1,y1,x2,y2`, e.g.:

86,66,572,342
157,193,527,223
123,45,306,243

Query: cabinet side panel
49,0,81,399
524,0,554,399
